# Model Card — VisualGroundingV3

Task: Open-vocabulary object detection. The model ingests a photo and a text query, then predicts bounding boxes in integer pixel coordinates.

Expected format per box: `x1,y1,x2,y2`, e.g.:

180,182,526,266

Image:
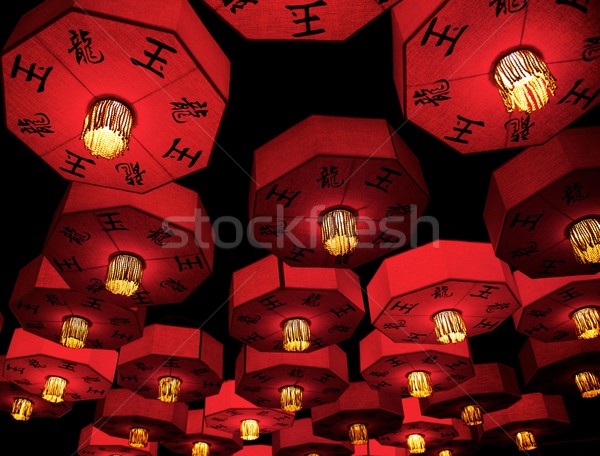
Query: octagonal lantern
391,0,600,154
272,417,353,456
311,381,405,445
249,115,430,269
9,255,145,350
235,344,349,412
94,388,188,445
162,409,243,456
1,0,229,193
419,363,521,427
484,126,600,278
4,328,117,403
42,181,214,308
513,271,600,342
367,240,520,345
230,254,364,352
519,336,600,399
360,329,474,398
78,424,159,456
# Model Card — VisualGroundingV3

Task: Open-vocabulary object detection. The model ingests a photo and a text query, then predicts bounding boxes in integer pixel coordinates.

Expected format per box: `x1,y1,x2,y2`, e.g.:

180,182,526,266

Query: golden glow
460,404,483,426
569,218,600,264
515,431,537,451
438,451,453,456
129,427,149,448
60,316,90,349
81,98,133,159
494,49,556,113
407,371,433,398
348,423,368,445
192,441,210,456
306,454,321,456
572,307,600,340
280,385,303,412
240,419,260,441
433,310,467,344
574,371,600,399
158,376,182,403
407,434,426,454
11,398,33,421
42,376,67,403
282,318,311,352
105,253,143,297
321,208,359,257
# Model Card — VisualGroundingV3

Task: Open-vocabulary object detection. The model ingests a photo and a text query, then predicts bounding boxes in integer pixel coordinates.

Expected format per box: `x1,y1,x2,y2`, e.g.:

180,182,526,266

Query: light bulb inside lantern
42,376,67,403
158,376,182,403
282,318,311,352
105,253,144,297
569,218,600,264
11,397,33,421
240,419,260,441
407,371,433,398
574,371,600,399
81,98,133,159
407,434,426,454
306,454,322,456
438,450,453,456
129,427,149,448
192,441,210,456
433,310,467,344
320,208,359,257
571,307,600,340
280,385,303,412
460,404,483,426
348,423,368,445
493,49,556,113
60,316,90,349
515,431,537,451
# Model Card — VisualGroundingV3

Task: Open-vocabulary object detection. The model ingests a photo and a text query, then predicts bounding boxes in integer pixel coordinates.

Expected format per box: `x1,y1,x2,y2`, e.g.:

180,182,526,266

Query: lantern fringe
515,431,537,451
574,371,600,399
42,376,67,403
129,427,149,448
282,318,311,352
60,316,90,349
569,218,600,264
348,423,368,445
240,419,260,441
280,385,303,412
81,98,133,159
407,434,426,454
407,371,433,398
105,253,144,297
433,310,467,344
572,307,600,340
321,208,359,257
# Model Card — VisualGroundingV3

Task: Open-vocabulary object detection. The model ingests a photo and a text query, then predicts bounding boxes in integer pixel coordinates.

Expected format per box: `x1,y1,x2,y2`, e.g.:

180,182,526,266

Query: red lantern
116,323,223,403
367,240,520,345
484,126,600,278
4,329,117,403
360,329,474,399
42,181,214,307
428,420,481,456
249,115,430,269
78,424,159,456
9,255,145,350
272,417,353,456
198,1,401,41
391,1,600,154
230,254,364,352
161,408,243,456
354,439,404,456
1,0,229,193
233,445,273,456
235,344,349,413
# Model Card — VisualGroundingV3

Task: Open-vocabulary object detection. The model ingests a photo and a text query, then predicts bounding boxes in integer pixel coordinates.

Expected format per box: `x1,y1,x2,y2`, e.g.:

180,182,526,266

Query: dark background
1,1,599,455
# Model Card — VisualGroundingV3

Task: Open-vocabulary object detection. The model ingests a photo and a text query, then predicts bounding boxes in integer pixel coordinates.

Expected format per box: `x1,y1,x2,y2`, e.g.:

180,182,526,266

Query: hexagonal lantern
117,323,223,403
513,271,600,342
481,393,570,452
4,328,117,403
9,255,145,350
428,420,482,456
204,380,295,441
199,0,401,41
484,126,600,278
391,1,600,154
94,388,188,446
0,355,72,421
1,0,229,193
311,381,405,445
78,424,160,456
360,329,475,399
376,397,458,451
272,417,353,456
235,344,349,413
367,240,521,345
419,363,521,428
230,254,364,353
42,181,214,308
519,337,600,400
249,115,430,269
161,408,243,456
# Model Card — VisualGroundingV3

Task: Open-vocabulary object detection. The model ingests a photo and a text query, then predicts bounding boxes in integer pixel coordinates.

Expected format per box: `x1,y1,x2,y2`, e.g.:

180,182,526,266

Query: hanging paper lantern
9,255,145,350
116,324,223,403
272,417,353,456
1,0,229,193
249,115,430,269
77,424,159,456
230,254,364,352
367,240,521,344
360,329,474,398
4,329,117,403
232,445,273,456
391,0,600,154
42,181,214,307
353,439,404,456
484,126,600,278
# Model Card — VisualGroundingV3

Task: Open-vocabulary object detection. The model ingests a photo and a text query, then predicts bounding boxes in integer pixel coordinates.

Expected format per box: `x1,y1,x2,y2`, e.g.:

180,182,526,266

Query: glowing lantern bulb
11,398,33,421
282,318,311,352
515,431,537,451
105,253,144,297
158,376,182,403
129,427,149,448
574,371,600,399
60,316,90,349
240,419,260,441
433,310,467,344
192,441,210,456
42,376,67,403
81,98,133,159
321,208,359,257
571,307,600,340
407,434,426,454
348,423,368,445
280,385,303,412
460,404,483,426
407,371,433,398
569,218,600,264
